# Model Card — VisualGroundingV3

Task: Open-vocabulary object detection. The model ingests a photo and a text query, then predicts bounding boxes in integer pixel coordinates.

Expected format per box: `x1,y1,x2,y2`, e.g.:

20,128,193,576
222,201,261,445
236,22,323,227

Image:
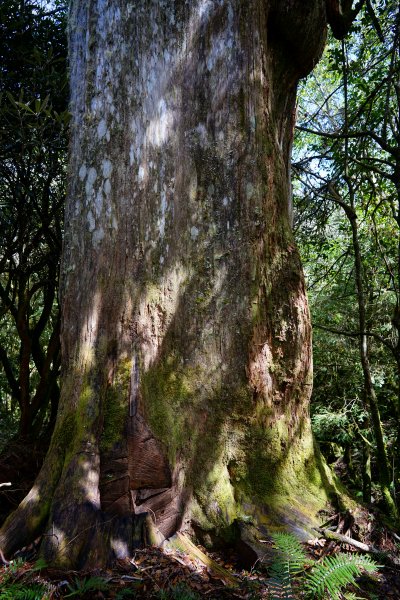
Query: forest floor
1,461,400,600
1,515,400,600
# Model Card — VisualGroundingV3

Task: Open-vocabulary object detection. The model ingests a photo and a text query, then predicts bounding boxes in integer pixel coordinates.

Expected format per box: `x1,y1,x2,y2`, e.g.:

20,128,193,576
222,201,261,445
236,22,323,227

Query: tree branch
313,323,394,351
296,125,399,158
365,0,385,43
327,182,356,220
326,0,365,40
318,527,380,554
0,344,20,400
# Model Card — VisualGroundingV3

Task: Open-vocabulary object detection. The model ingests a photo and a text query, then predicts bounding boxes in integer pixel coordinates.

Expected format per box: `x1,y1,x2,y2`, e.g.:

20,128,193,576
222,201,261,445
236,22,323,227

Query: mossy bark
0,0,343,567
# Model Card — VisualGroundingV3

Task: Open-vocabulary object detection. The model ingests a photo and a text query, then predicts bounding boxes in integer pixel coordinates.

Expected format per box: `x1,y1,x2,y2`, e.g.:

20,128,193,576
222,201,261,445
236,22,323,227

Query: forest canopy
294,0,400,515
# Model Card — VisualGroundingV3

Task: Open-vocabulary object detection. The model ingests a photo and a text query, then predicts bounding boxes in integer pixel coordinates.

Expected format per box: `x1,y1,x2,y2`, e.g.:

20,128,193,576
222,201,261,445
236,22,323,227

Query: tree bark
0,0,341,568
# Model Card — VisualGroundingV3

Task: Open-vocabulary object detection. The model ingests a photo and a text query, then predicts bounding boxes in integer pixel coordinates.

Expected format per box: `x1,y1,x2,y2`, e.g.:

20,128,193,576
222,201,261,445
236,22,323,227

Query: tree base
0,414,350,569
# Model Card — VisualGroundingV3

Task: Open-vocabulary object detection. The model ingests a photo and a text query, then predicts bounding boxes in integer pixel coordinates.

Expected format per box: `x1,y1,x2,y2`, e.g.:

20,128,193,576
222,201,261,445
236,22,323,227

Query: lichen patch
97,118,107,139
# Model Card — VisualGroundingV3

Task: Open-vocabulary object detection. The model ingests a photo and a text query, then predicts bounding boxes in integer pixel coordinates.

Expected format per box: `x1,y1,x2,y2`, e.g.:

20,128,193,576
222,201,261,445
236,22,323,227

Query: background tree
0,0,359,569
294,0,400,515
0,0,68,438
0,0,68,520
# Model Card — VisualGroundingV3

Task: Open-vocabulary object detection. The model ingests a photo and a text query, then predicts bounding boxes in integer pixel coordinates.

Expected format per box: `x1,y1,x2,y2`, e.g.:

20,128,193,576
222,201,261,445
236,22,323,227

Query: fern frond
265,532,308,599
266,577,296,600
32,557,48,571
65,575,109,597
0,581,48,600
270,532,308,576
304,552,379,599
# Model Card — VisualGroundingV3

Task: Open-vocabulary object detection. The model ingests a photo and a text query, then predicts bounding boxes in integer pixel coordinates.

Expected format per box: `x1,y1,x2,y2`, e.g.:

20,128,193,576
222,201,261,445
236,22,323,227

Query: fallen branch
167,532,240,587
318,527,380,554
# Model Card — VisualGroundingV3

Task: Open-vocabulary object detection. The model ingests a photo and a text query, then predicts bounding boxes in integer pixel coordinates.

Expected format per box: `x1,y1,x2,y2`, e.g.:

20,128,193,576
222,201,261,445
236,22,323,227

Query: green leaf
304,552,380,599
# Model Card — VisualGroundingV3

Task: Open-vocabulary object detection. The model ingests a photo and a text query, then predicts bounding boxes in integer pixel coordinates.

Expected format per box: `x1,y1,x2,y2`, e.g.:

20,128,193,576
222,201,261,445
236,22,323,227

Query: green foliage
0,559,53,600
311,409,353,446
4,557,25,573
65,575,109,598
0,581,49,600
0,0,68,445
267,532,308,599
266,533,380,600
294,0,400,507
304,552,379,599
31,558,48,572
115,588,141,600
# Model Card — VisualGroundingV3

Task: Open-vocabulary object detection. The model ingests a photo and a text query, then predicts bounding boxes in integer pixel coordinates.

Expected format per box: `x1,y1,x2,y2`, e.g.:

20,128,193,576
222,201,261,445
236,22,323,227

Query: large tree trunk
1,0,339,568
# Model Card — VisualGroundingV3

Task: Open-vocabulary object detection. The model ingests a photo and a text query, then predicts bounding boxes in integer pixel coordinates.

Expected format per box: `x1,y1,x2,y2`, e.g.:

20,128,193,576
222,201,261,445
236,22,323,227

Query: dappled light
43,525,67,560
3,4,397,594
19,486,40,511
77,290,103,369
110,536,129,559
1,0,327,566
79,461,101,508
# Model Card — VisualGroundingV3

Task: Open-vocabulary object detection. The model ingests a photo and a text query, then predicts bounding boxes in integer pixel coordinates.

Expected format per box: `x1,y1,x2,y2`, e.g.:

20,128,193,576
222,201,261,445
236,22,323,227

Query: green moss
136,332,330,540
45,409,80,475
246,438,279,498
100,357,131,452
239,418,332,527
194,461,238,529
191,497,215,531
77,383,94,418
228,384,253,417
28,496,52,532
195,286,213,306
141,353,196,464
53,412,77,449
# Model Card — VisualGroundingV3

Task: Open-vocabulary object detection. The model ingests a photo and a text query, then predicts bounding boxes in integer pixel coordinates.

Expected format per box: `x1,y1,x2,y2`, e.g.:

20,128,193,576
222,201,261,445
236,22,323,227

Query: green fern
304,552,380,599
170,583,200,600
267,532,308,599
0,581,48,600
115,588,141,599
4,557,25,574
0,558,52,600
31,558,48,572
265,533,380,600
155,583,201,600
65,575,109,597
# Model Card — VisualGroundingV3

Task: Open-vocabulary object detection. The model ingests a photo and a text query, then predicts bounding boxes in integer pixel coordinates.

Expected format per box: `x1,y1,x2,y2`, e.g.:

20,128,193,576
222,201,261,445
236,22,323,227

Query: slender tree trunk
390,169,400,507
361,440,372,504
17,294,32,437
347,189,398,520
0,0,339,567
